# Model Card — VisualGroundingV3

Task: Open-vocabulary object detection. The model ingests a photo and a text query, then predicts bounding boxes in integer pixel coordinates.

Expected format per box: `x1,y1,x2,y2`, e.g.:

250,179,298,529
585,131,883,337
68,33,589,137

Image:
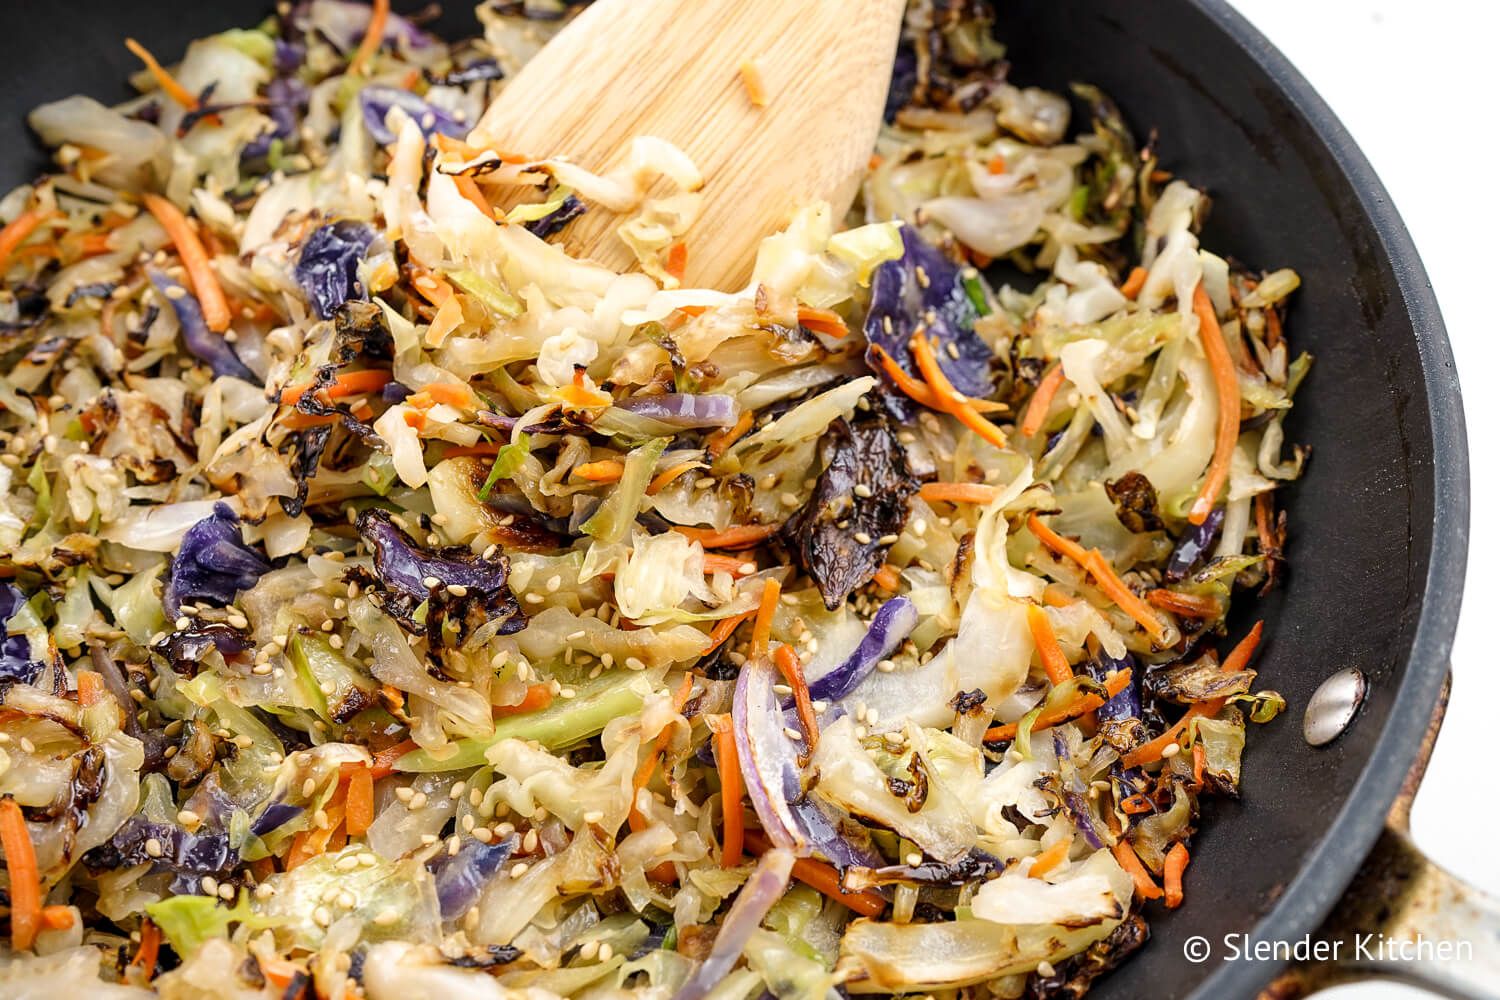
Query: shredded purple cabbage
359,86,467,145
161,503,272,618
801,596,917,706
295,220,375,320
864,227,993,401
149,272,258,383
431,835,518,919
1165,508,1225,582
1086,648,1140,722
524,193,585,239
613,393,738,429
0,585,41,686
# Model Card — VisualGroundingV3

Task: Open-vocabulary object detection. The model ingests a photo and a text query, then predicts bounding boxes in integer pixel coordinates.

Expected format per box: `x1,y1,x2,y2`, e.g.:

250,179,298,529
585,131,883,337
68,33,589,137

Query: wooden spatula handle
471,0,906,291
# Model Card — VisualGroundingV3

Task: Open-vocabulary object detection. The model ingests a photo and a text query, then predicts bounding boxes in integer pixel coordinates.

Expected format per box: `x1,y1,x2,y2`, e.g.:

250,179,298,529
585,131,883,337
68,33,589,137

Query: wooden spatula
468,0,906,291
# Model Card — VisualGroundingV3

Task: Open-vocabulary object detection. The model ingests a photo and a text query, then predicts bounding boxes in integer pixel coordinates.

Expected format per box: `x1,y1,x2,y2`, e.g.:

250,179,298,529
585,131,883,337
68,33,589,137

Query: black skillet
0,1,1477,996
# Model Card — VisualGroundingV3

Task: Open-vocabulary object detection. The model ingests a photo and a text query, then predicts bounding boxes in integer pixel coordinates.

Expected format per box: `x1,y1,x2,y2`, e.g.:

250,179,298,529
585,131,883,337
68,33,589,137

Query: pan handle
1262,824,1500,999
1263,674,1499,999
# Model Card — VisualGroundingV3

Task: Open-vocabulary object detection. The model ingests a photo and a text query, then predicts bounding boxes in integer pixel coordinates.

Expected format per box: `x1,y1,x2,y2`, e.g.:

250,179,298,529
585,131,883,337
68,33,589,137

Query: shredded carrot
985,668,1132,741
1163,842,1190,908
1120,795,1154,815
630,673,695,860
707,715,744,867
124,38,199,109
910,331,1008,450
797,306,848,339
1026,604,1073,687
739,60,769,108
1120,266,1148,300
349,0,390,75
869,344,1008,415
131,919,162,982
750,578,781,659
987,153,1008,175
1192,742,1207,788
76,670,105,707
0,208,57,272
413,382,477,409
258,957,303,991
919,481,1001,505
452,174,494,220
343,767,374,837
704,610,756,656
142,194,231,333
1121,621,1263,768
286,800,346,868
1026,513,1091,566
867,153,884,170
574,459,625,483
1029,836,1072,879
0,797,41,950
872,564,901,592
665,241,688,283
368,739,417,779
672,523,779,550
773,644,819,750
743,829,885,917
1112,840,1164,900
703,553,757,578
39,905,74,930
1146,588,1221,619
647,460,704,496
280,368,393,406
1188,283,1240,525
1021,364,1066,436
1042,585,1076,608
494,683,555,718
706,410,754,458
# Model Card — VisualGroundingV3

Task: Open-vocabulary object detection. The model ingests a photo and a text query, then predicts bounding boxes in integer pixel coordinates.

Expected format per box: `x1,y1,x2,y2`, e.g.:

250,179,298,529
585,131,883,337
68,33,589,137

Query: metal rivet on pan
1303,668,1368,747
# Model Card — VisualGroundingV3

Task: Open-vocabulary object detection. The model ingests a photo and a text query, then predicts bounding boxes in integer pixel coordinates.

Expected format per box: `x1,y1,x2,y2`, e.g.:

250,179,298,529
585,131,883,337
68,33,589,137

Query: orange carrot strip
707,715,744,867
1021,364,1066,436
629,674,695,835
647,460,704,496
1188,283,1240,525
672,523,779,550
750,578,780,659
0,208,58,272
1120,266,1148,300
142,194,230,333
1120,795,1154,815
987,153,1008,175
703,610,756,656
739,60,769,108
1029,836,1072,879
872,564,900,592
773,644,819,750
1026,604,1073,686
124,38,199,109
280,368,393,406
1112,840,1164,900
1192,742,1207,788
743,828,885,917
1164,842,1190,908
416,382,478,409
1121,621,1263,768
1026,513,1091,567
910,331,1007,450
349,0,390,75
870,344,1007,414
706,410,753,458
76,670,105,707
665,241,688,283
344,767,374,837
1042,585,1076,608
39,905,74,930
703,553,757,578
797,306,848,339
1084,550,1170,643
132,919,162,982
494,683,554,718
1146,588,1221,620
574,459,625,483
0,797,41,950
369,739,417,780
452,174,494,220
985,668,1131,742
919,482,1002,505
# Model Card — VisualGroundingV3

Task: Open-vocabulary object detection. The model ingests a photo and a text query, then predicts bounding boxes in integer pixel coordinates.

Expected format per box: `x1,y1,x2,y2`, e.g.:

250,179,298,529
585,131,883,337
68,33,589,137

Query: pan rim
1183,2,1470,996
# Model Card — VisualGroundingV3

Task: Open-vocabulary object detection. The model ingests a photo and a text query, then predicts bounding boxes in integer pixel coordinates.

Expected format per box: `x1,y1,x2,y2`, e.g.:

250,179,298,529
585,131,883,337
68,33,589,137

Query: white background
1223,2,1494,997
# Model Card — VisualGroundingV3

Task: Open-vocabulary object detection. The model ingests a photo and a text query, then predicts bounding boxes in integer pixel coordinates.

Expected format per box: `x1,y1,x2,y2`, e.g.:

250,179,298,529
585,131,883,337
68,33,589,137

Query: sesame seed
783,727,802,741
867,708,880,725
177,809,200,827
219,883,236,900
374,908,399,926
905,852,922,866
19,737,35,754
579,940,600,960
853,484,873,498
303,778,317,797
1161,742,1182,758
510,862,530,879
422,576,440,589
598,943,614,962
560,687,576,699
1037,961,1057,978
336,855,360,871
337,890,356,909
314,906,332,927
420,834,439,845
522,829,539,852
878,534,899,545
256,883,275,899
780,492,800,507
773,683,793,695
145,838,163,858
408,792,428,810
525,593,544,604
546,575,561,592
583,810,604,824
201,875,218,895
447,584,468,597
473,827,494,843
853,531,872,545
